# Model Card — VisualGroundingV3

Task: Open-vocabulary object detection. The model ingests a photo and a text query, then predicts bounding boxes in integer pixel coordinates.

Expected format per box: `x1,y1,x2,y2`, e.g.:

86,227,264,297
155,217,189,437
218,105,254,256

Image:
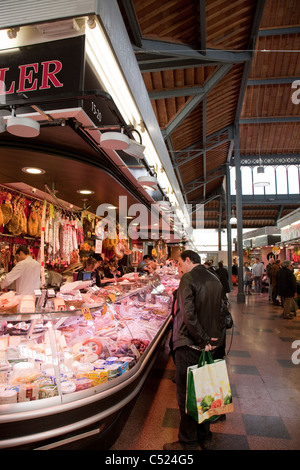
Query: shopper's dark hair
180,250,201,264
16,245,29,256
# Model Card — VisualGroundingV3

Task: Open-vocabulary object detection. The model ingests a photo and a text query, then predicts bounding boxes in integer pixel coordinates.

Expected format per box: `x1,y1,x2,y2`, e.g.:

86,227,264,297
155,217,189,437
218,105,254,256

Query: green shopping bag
185,350,234,424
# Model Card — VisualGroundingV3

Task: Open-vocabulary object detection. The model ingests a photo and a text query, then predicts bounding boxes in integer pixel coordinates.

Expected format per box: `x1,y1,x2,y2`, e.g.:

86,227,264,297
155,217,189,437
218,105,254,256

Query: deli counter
0,273,179,450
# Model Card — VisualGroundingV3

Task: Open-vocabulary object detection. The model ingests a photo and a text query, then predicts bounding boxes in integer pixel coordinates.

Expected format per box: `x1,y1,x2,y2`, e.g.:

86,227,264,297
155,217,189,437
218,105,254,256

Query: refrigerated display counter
0,275,178,449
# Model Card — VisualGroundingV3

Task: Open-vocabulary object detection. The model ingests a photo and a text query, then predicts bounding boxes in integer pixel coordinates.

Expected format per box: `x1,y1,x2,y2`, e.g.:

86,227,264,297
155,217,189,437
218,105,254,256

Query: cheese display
0,274,179,408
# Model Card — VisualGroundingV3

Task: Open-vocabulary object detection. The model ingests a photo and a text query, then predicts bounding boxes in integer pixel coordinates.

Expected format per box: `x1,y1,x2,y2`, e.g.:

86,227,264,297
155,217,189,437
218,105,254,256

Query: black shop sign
0,36,85,105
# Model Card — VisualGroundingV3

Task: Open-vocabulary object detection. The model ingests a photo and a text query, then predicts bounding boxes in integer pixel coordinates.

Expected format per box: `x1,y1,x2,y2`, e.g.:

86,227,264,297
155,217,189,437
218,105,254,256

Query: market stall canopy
0,34,182,239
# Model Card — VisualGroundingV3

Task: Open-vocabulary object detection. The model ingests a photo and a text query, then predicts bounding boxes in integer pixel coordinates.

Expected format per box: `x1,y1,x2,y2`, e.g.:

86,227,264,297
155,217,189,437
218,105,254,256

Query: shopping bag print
186,351,234,424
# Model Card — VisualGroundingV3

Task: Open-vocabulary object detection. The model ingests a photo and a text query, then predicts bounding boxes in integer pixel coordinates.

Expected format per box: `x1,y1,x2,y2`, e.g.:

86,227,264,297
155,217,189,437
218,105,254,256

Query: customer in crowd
271,259,281,305
266,257,275,301
232,259,238,285
216,261,231,299
276,260,297,319
252,257,264,293
163,250,222,451
1,245,41,295
243,261,252,295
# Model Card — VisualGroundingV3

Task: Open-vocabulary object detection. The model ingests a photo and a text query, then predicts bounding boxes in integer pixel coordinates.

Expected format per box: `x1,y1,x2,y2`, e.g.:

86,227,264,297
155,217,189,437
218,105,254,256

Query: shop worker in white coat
1,246,41,295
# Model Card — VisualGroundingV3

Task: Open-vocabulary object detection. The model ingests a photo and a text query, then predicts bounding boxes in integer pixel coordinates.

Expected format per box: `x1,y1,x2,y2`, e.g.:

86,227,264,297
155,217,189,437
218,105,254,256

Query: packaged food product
75,378,93,391
61,381,76,394
39,385,58,399
19,383,39,402
105,364,120,380
105,356,119,364
118,356,136,369
0,389,17,405
87,370,108,386
116,362,129,375
93,359,107,369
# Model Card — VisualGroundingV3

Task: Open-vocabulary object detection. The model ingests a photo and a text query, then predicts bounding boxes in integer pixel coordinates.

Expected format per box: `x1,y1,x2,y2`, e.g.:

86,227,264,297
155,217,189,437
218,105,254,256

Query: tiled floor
110,290,300,450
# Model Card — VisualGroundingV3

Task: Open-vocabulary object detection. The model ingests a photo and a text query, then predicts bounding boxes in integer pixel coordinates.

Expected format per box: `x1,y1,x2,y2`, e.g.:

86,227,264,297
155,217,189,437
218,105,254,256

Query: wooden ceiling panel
240,122,300,154
241,83,300,119
260,0,300,28
206,0,256,49
250,35,300,78
132,0,200,45
118,0,299,228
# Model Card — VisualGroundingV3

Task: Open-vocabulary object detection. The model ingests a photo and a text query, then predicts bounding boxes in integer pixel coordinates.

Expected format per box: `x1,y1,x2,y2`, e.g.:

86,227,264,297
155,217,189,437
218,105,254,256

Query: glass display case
0,273,179,450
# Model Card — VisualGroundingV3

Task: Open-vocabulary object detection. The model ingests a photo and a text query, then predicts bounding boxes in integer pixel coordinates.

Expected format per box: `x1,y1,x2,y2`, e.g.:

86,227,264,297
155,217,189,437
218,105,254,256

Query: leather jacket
172,264,222,351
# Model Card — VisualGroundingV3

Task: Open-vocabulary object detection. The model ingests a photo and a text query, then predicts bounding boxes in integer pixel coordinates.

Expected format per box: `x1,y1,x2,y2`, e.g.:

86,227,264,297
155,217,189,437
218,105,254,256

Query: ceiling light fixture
137,175,158,191
123,139,145,159
6,110,40,138
77,189,95,195
100,131,130,150
253,166,270,188
22,167,45,175
229,210,237,225
157,200,173,213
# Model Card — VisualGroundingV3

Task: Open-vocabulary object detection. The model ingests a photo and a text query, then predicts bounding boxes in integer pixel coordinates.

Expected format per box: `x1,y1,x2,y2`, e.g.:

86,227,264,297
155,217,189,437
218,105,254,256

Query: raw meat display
0,274,179,406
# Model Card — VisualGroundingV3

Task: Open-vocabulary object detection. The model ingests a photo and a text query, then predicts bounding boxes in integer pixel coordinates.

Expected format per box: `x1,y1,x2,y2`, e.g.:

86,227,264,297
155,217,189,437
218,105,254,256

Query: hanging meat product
0,205,3,228
1,192,13,225
19,198,27,235
27,201,42,237
7,195,22,236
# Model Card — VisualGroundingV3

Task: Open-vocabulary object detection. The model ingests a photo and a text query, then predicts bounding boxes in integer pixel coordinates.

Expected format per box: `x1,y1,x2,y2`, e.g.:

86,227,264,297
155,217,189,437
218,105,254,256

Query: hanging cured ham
1,193,13,225
0,206,3,228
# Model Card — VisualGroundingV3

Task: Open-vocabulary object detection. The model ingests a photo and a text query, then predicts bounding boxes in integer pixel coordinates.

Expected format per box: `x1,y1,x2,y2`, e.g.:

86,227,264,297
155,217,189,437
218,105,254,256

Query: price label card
102,304,107,316
108,294,116,303
81,307,93,320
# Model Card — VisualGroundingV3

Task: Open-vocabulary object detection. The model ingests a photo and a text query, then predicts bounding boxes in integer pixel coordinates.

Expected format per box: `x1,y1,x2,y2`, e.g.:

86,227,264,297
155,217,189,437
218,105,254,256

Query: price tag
81,307,93,320
108,294,116,303
102,304,107,315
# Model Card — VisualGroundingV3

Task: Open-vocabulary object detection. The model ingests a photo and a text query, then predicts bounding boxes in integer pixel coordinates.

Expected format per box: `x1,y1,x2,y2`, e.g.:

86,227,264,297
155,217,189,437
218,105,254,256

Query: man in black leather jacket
163,250,223,451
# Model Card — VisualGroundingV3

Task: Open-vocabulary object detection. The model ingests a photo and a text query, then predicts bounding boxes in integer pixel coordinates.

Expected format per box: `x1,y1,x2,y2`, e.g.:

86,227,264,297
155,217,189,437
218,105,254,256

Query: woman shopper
243,262,252,295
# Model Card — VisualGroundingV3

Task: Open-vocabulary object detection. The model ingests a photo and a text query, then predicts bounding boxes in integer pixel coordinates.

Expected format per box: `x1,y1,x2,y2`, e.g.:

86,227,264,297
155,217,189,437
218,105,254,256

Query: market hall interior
109,288,300,451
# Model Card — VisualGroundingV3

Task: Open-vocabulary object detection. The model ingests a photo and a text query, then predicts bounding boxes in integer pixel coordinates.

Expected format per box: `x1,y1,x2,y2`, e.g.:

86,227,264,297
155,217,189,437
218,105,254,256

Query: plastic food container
75,378,93,391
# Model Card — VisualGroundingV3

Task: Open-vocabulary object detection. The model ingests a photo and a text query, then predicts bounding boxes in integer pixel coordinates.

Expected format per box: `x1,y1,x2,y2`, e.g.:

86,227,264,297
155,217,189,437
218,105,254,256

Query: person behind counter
93,254,116,285
0,245,41,295
103,257,122,279
77,257,99,286
137,255,151,273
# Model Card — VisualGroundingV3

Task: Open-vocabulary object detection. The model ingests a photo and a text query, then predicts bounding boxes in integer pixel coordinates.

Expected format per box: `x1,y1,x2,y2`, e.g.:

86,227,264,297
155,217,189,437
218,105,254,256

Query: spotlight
123,139,146,160
137,175,158,191
6,116,40,137
100,131,129,150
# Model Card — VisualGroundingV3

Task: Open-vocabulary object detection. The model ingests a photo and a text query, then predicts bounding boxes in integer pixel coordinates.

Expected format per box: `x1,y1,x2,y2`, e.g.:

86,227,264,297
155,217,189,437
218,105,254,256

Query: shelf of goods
0,273,179,450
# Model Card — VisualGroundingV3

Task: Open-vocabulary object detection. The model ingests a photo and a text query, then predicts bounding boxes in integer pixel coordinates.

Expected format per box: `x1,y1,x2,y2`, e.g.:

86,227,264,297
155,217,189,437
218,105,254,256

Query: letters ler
0,60,63,95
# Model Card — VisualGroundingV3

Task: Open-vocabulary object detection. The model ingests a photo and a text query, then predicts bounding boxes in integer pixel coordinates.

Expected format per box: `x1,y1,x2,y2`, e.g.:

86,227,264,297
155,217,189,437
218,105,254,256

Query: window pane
230,167,236,195
276,166,288,194
265,166,276,194
287,166,300,194
241,167,253,195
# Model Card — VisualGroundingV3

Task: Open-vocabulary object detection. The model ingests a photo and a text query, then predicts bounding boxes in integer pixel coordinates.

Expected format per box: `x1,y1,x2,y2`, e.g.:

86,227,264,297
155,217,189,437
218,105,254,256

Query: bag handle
198,350,214,367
